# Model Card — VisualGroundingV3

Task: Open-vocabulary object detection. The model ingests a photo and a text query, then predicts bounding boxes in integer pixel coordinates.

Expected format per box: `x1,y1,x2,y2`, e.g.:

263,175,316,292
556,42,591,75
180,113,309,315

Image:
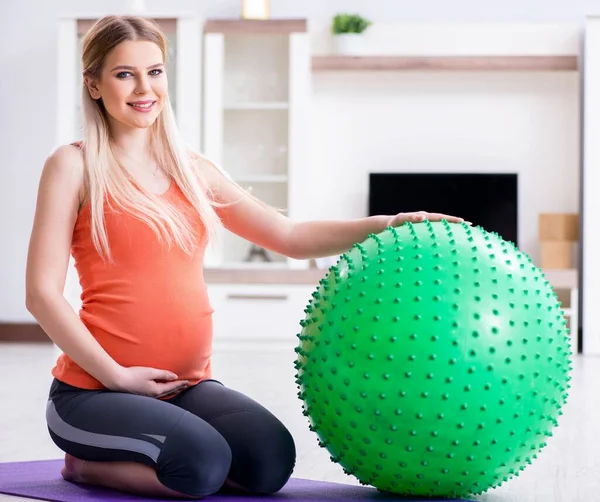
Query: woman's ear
84,76,101,100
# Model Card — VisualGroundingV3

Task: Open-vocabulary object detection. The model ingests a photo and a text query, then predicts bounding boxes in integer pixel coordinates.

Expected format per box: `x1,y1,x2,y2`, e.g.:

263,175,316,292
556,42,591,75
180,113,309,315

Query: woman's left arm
287,212,467,259
199,160,466,260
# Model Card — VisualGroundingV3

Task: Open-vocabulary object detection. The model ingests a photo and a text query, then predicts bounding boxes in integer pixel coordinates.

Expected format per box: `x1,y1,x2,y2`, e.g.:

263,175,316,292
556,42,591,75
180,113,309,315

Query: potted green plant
331,13,372,55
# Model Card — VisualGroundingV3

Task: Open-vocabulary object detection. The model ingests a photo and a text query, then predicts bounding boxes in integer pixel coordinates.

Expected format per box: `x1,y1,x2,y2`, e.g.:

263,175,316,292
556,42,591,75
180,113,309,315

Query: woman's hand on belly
104,365,189,398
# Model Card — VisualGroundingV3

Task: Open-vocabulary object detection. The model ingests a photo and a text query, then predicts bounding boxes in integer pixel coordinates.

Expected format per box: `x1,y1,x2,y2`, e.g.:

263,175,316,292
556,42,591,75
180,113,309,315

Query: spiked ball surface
294,221,572,498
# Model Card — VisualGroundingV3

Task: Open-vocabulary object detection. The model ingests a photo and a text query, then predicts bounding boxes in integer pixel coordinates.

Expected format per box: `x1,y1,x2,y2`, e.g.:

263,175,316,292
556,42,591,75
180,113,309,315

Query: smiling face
85,40,168,131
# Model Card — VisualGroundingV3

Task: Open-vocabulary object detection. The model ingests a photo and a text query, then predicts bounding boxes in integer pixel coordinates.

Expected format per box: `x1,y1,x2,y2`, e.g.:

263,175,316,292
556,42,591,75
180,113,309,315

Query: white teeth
130,102,153,109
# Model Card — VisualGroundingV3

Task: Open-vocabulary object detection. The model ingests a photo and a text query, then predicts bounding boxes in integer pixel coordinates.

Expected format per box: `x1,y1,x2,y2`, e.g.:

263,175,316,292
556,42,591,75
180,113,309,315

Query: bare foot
61,453,86,483
59,453,201,499
222,478,248,493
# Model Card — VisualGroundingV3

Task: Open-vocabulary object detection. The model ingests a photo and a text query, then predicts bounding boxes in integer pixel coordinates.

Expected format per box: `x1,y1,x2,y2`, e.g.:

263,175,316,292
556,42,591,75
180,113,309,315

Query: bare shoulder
186,149,231,190
43,143,86,206
26,143,87,299
186,149,216,173
45,143,84,176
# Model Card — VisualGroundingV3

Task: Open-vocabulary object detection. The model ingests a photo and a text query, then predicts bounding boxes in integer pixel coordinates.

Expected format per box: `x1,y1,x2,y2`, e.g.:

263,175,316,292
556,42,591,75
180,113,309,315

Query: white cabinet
207,283,315,342
202,20,311,269
543,269,579,354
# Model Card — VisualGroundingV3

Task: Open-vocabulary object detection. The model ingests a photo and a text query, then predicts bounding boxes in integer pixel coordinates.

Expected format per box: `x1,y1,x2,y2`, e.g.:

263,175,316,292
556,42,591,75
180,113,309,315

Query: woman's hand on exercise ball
387,211,470,227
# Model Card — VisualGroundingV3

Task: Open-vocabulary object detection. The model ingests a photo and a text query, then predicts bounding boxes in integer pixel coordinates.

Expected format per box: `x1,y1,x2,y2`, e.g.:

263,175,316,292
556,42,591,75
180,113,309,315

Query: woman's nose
134,76,152,94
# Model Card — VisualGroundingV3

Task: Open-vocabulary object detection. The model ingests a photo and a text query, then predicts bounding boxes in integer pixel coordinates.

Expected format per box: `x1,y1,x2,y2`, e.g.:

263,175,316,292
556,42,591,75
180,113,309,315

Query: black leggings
46,378,296,498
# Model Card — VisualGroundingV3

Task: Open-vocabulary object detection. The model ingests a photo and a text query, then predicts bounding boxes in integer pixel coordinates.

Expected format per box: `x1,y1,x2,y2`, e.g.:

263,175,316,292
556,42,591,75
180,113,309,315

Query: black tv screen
368,172,518,246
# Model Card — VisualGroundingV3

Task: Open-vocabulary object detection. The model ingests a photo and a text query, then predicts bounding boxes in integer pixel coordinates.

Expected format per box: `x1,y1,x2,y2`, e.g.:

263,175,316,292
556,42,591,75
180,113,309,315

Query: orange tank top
51,173,215,391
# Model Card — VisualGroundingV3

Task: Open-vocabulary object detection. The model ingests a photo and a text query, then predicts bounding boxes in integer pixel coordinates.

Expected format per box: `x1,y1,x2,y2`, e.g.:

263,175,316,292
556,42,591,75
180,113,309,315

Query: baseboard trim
0,323,51,342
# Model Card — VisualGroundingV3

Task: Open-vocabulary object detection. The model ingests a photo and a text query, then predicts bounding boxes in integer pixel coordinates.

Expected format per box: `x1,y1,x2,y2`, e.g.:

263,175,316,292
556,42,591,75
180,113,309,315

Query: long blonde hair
80,15,224,261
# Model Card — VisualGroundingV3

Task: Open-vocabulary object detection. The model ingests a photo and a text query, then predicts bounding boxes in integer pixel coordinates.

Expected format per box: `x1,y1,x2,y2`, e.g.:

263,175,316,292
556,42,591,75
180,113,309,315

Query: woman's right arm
26,145,189,397
25,145,125,387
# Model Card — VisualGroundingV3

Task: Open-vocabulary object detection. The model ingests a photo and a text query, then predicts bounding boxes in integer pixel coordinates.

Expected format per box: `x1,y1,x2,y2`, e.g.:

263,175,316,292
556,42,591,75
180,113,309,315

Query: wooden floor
0,340,597,501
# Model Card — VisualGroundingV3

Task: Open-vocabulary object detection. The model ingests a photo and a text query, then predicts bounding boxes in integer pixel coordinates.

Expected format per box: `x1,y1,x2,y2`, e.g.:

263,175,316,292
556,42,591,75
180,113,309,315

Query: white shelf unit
543,269,579,354
207,283,316,344
202,19,310,269
224,102,289,110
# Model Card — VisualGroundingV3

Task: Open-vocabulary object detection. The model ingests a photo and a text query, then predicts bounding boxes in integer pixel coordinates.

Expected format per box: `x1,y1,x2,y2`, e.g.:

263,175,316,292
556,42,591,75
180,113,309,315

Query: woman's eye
115,69,163,79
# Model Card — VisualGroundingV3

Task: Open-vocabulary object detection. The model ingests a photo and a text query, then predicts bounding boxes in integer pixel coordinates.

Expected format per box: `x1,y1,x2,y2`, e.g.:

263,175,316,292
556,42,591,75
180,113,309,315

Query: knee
157,412,232,497
229,411,296,494
184,446,232,498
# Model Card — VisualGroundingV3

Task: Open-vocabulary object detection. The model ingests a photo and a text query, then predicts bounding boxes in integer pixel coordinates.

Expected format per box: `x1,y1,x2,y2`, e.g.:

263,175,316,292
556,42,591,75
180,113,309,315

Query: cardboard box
539,213,579,241
540,240,573,269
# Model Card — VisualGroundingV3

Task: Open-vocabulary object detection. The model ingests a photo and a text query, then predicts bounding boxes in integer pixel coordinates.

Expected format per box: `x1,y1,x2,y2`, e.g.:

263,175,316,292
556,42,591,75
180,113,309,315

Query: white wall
299,23,581,268
274,0,600,22
0,0,586,322
304,70,580,251
582,17,600,355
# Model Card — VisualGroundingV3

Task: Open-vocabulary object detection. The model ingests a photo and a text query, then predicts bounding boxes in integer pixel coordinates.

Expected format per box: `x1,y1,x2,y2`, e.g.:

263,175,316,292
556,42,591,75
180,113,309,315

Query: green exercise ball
294,221,572,498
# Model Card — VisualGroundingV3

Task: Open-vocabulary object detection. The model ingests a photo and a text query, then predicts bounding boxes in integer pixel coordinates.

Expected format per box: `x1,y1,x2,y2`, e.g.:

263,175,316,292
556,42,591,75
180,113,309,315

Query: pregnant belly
81,305,214,383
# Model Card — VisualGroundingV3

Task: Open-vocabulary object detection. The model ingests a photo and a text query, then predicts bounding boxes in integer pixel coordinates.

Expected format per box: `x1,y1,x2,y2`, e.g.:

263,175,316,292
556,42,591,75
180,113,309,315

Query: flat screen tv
368,172,518,246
